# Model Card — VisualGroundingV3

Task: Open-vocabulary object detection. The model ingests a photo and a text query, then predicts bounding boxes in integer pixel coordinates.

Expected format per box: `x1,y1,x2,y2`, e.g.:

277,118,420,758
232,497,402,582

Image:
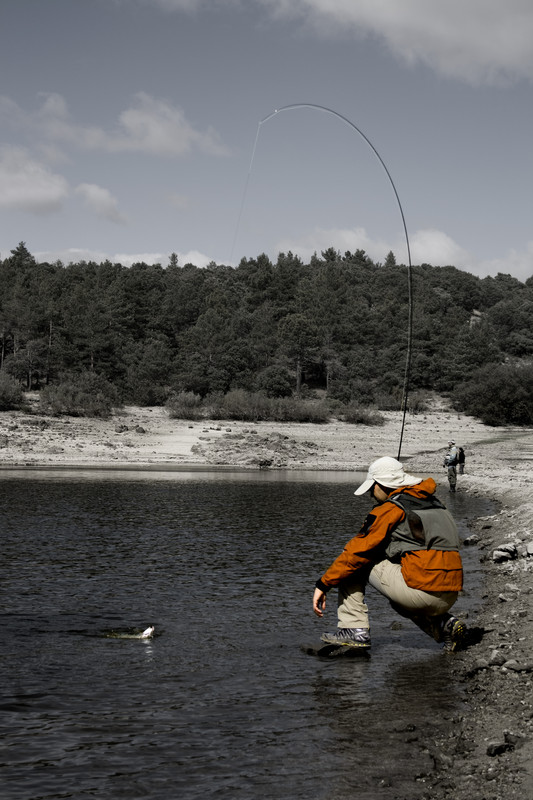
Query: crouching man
313,456,467,652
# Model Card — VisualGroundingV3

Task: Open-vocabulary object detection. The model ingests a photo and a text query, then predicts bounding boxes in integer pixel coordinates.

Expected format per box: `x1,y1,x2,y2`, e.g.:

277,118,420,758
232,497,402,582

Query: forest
1,241,532,426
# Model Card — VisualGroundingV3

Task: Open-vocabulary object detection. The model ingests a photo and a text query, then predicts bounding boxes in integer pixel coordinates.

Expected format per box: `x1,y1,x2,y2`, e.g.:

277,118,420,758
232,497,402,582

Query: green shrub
453,363,533,426
407,391,430,413
207,390,271,421
166,391,204,420
205,390,330,423
39,372,121,418
269,397,329,423
341,404,385,426
0,371,24,411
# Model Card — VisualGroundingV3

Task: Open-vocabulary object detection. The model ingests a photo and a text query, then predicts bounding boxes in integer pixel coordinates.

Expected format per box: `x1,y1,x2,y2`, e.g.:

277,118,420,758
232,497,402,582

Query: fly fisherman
313,457,467,652
443,440,459,492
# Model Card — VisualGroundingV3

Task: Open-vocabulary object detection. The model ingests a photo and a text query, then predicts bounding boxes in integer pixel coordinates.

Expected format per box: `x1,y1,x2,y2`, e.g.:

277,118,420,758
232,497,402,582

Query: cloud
409,229,470,267
475,242,533,282
27,235,533,280
141,0,533,86
276,225,402,264
274,224,533,281
0,146,69,214
75,183,127,224
112,249,214,267
35,91,229,157
264,0,533,85
32,247,214,269
0,92,229,158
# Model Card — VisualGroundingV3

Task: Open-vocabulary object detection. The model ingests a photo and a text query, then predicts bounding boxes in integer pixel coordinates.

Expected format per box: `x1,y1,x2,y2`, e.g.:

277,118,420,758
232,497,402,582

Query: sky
1,0,532,281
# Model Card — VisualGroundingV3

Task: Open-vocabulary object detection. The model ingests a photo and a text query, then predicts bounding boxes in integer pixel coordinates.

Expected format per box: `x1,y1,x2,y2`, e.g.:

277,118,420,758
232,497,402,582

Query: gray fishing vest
384,492,460,562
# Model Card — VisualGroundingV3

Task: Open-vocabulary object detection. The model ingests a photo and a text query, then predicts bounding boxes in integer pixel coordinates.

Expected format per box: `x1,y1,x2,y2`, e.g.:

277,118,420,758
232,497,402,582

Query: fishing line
231,103,413,461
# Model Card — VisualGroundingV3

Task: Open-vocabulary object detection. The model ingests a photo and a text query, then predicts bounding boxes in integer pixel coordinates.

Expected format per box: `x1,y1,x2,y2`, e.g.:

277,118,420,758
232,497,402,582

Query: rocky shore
1,399,533,797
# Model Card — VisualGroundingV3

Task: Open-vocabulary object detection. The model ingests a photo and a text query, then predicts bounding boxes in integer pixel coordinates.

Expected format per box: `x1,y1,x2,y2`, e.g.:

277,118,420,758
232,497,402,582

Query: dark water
0,470,494,800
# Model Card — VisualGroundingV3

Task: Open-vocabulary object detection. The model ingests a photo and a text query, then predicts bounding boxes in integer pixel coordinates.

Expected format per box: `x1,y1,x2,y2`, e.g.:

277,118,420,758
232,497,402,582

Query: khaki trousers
337,559,458,632
447,465,457,490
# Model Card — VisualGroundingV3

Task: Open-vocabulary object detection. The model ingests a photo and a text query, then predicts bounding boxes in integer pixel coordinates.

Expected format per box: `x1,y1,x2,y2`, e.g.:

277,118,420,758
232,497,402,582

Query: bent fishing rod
232,103,413,460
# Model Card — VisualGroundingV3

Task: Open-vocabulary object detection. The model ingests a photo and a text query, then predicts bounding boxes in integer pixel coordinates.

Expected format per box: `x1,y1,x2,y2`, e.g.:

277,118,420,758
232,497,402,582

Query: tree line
1,241,532,425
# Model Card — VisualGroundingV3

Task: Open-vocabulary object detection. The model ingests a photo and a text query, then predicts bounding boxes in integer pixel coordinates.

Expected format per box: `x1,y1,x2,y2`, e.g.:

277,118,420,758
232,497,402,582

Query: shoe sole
320,638,371,649
444,621,467,652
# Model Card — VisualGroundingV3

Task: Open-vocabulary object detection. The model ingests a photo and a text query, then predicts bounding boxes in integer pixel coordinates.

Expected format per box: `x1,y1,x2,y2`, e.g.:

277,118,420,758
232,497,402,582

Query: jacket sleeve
316,502,404,591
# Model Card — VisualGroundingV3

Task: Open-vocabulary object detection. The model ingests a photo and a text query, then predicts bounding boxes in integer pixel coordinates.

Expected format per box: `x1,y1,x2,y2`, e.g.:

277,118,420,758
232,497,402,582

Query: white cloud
475,242,533,282
34,91,229,157
113,249,214,267
117,93,228,156
33,247,214,269
0,92,229,158
33,247,112,266
26,235,533,280
276,225,403,264
141,0,533,86
0,146,69,214
409,229,470,268
274,224,533,281
75,183,127,224
263,0,533,85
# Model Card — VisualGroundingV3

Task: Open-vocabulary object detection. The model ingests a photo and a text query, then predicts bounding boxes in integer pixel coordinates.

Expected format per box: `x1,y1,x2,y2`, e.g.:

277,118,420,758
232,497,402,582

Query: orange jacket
316,478,463,593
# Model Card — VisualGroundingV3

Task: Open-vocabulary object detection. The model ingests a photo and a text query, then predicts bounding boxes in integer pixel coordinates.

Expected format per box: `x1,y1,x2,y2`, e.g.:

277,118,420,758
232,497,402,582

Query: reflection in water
0,472,495,799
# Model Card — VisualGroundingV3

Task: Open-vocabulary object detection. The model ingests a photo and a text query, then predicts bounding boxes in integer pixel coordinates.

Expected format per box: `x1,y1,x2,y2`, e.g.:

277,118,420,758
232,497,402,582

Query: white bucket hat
354,456,422,496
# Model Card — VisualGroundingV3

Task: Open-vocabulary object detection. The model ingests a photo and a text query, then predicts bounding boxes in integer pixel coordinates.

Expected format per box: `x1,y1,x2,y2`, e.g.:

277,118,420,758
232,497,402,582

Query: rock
464,534,481,545
486,740,513,756
466,658,489,675
429,749,454,770
488,650,507,666
492,544,518,562
504,729,526,748
503,660,533,673
504,583,521,594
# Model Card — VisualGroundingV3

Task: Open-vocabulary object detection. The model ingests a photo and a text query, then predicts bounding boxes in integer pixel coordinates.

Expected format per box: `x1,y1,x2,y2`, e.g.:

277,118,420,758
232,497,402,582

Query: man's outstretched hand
313,588,327,617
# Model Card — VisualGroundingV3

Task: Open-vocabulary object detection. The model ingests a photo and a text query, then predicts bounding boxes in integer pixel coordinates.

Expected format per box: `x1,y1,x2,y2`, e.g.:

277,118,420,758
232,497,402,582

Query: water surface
0,471,493,799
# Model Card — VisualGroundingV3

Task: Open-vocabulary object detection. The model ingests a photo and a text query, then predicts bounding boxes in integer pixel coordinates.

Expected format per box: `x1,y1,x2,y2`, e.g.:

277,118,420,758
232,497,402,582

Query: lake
0,469,494,799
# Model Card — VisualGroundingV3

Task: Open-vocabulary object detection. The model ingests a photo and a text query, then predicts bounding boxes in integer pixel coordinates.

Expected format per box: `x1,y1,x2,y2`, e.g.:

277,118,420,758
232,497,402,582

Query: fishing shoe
321,627,371,648
442,615,467,652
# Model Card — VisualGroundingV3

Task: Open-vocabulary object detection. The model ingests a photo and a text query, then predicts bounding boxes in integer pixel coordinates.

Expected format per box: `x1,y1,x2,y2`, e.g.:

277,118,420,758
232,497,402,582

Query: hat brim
354,479,375,496
354,474,422,496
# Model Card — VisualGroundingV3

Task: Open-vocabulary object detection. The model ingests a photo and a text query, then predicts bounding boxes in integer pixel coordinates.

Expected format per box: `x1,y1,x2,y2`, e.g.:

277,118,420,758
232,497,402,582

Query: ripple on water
1,475,495,800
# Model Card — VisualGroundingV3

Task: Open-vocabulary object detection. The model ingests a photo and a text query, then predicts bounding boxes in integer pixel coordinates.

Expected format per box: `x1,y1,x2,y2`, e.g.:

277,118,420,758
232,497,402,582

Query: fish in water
104,625,155,640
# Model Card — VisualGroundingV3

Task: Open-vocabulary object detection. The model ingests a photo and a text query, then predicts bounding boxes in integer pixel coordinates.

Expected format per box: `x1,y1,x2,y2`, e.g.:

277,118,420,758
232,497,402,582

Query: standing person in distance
457,447,466,474
443,440,459,492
